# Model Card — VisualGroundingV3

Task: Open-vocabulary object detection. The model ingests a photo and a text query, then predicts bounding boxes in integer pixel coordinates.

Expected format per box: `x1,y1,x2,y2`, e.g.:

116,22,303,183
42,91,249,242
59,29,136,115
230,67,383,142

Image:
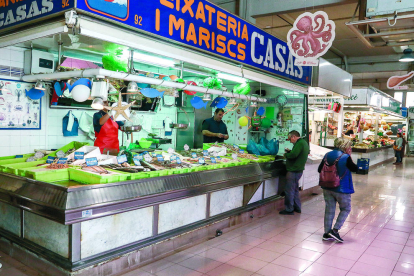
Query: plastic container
3,160,46,175
0,157,31,170
42,141,90,160
139,139,152,148
357,158,370,175
26,168,70,182
68,168,130,184
129,172,150,180
0,153,35,161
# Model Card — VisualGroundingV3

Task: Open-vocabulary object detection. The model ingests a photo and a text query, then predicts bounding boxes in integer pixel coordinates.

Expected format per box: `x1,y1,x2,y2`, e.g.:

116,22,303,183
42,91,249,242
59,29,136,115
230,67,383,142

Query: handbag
62,110,79,137
319,153,346,188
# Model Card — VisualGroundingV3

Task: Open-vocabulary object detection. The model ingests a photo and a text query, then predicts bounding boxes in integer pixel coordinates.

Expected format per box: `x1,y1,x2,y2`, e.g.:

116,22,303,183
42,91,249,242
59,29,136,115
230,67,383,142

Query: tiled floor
2,158,414,276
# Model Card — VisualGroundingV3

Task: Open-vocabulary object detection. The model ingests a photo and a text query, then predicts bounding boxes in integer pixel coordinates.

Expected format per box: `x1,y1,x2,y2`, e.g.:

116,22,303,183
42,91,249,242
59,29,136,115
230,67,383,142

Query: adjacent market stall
0,1,313,275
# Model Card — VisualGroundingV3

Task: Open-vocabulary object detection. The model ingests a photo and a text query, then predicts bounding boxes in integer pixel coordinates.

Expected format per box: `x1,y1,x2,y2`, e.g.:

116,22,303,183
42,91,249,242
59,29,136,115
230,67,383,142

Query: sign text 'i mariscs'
156,0,248,61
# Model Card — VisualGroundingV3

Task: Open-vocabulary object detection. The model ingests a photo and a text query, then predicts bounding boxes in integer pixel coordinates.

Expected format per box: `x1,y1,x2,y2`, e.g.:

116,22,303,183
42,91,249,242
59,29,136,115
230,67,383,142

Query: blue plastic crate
357,158,370,174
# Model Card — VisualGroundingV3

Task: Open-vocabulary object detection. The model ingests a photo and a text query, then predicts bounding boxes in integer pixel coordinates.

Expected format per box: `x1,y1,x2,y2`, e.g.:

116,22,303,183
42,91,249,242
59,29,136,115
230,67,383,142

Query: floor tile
394,261,414,275
241,247,282,262
370,239,405,252
349,262,393,276
140,259,175,274
363,246,401,261
398,253,414,264
358,253,398,270
315,254,356,270
324,247,363,261
256,263,301,276
226,255,268,272
197,248,239,263
163,251,195,263
284,247,322,261
230,234,266,246
295,240,333,253
214,240,254,254
256,240,293,253
302,262,347,276
271,255,313,272
120,268,154,276
402,246,414,255
179,255,223,274
156,264,203,276
269,234,306,246
206,263,254,276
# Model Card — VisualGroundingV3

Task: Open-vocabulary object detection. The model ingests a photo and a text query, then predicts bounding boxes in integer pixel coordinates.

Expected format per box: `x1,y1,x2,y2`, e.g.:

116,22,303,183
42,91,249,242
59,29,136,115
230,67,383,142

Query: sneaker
279,210,294,215
328,230,344,243
294,208,301,213
322,233,334,241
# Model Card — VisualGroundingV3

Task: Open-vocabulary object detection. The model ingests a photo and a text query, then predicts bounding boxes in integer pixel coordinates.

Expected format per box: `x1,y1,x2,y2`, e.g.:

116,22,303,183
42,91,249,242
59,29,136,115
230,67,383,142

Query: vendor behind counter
202,108,229,143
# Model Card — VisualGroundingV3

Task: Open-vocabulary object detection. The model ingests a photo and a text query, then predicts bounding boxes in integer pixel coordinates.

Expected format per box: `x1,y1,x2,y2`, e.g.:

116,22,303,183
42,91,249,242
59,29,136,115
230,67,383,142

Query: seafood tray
101,163,151,173
68,167,131,184
0,153,35,161
41,141,89,160
2,160,46,175
25,168,70,182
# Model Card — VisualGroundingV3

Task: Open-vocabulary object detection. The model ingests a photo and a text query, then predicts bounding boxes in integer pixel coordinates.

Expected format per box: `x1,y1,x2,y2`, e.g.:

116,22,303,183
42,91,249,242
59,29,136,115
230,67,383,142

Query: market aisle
2,158,414,276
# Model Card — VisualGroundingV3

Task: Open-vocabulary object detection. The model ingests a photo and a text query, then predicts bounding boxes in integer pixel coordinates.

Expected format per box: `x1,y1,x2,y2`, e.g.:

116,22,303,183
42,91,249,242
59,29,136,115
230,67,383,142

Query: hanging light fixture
203,93,211,101
127,81,139,92
35,80,46,91
399,48,414,62
91,97,104,110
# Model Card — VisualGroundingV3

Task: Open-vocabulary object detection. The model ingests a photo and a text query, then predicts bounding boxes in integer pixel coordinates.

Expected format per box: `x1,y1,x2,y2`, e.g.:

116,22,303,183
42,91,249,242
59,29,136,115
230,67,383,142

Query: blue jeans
284,171,303,212
396,151,402,163
323,190,351,233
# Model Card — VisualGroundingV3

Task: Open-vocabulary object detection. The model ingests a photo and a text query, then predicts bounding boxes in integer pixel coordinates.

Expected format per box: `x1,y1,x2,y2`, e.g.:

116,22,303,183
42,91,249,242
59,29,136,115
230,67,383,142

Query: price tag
57,158,68,164
239,149,245,154
198,157,205,164
134,154,143,160
117,154,128,164
74,152,84,160
151,152,158,157
176,157,182,164
233,144,239,149
184,144,190,151
191,152,197,158
217,156,222,161
82,210,93,218
156,154,164,161
170,155,177,162
203,150,209,156
232,153,238,160
15,155,23,158
46,156,55,164
143,151,149,156
85,157,98,166
133,158,141,166
144,154,152,163
211,157,217,163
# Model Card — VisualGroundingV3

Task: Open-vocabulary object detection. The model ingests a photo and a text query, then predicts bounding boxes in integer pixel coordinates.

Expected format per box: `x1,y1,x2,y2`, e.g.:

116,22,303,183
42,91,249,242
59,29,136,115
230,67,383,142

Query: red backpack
319,153,345,188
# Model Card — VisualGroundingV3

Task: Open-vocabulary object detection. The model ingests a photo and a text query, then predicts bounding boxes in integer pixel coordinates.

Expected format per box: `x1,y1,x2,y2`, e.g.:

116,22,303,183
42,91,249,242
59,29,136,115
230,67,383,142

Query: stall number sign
86,157,99,166
57,158,68,164
133,158,141,166
15,155,23,158
198,157,205,164
76,0,311,85
74,152,85,160
117,154,128,164
46,156,55,164
203,150,209,156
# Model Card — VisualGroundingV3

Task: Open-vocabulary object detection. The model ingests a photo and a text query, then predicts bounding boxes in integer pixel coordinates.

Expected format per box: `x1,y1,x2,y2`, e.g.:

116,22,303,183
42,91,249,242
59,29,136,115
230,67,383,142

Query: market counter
325,145,395,166
0,161,285,274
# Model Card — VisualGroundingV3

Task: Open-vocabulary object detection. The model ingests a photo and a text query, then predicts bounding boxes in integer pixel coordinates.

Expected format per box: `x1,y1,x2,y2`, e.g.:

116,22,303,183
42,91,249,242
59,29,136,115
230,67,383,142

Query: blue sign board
57,158,68,164
15,155,23,158
117,154,128,164
74,152,85,160
46,156,55,164
0,0,74,32
76,0,311,85
86,157,98,166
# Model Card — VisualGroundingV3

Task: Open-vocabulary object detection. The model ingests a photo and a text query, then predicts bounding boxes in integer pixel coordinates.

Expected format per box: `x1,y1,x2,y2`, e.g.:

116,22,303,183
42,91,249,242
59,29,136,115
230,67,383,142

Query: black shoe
294,208,301,213
328,230,343,243
279,210,294,215
322,233,334,241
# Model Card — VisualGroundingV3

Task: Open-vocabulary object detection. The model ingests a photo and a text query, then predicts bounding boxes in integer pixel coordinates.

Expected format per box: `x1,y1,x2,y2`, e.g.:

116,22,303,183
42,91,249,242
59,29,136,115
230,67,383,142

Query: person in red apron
93,101,124,154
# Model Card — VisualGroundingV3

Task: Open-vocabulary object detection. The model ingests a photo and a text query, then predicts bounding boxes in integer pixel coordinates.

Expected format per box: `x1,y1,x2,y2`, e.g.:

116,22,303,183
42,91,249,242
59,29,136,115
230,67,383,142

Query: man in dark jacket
279,131,309,215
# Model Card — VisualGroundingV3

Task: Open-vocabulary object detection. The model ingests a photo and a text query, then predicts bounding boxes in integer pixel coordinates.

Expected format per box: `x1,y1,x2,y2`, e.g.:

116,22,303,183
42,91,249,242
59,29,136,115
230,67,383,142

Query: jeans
396,150,402,163
323,190,352,233
284,171,303,212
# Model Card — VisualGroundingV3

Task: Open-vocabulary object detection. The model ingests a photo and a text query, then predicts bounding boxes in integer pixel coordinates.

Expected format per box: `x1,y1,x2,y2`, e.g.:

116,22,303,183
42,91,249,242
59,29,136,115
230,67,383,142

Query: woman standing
393,133,404,165
318,138,358,242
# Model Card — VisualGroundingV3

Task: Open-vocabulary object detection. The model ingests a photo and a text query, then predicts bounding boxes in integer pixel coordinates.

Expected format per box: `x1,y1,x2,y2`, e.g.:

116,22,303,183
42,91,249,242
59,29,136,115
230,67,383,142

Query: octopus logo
287,11,335,66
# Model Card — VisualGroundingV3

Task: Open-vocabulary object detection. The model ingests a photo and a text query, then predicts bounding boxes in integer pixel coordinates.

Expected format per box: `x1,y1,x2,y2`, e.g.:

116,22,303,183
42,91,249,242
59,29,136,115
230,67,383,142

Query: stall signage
85,157,98,166
117,154,128,164
382,98,401,114
74,152,85,160
133,158,141,166
76,0,312,85
46,156,55,164
198,157,205,164
0,0,74,32
57,158,68,164
15,155,23,158
345,89,371,105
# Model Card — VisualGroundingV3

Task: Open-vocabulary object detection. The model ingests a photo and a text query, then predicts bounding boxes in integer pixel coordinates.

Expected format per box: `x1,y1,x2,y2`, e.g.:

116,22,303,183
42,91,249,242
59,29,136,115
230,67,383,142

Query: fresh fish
67,78,92,92
25,88,45,100
191,96,208,109
256,107,265,116
140,88,165,98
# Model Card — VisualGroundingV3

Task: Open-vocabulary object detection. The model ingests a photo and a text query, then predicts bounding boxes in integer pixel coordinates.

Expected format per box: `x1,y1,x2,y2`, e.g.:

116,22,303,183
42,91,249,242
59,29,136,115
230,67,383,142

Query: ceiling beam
250,0,358,17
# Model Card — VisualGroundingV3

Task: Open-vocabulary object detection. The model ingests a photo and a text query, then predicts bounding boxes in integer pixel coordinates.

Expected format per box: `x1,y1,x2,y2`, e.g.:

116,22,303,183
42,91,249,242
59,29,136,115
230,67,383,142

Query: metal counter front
0,161,285,273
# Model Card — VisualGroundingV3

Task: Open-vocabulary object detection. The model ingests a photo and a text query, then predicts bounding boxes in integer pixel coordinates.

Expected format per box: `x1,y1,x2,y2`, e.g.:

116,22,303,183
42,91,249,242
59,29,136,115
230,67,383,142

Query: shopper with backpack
318,138,358,242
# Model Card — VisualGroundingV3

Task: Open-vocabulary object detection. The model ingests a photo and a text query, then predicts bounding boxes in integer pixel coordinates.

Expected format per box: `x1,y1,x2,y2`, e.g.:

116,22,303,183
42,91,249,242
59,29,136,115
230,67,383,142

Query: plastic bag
79,111,93,133
247,139,260,156
257,143,271,155
259,137,269,148
266,138,279,155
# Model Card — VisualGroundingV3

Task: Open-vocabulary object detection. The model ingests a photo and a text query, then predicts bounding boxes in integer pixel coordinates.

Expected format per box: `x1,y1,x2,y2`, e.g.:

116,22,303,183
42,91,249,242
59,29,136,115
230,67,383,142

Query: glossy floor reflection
1,158,414,276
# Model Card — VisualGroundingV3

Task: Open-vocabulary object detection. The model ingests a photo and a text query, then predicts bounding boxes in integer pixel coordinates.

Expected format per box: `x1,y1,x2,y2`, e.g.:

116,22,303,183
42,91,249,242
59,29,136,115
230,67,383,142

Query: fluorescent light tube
133,53,175,67
217,73,246,83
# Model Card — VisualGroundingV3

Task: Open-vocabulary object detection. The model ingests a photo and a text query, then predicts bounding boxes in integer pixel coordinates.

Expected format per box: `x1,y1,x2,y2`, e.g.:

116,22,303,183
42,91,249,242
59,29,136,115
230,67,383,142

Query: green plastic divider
0,153,35,161
42,141,90,160
0,157,31,170
146,171,160,178
68,168,130,184
129,172,150,180
3,161,46,175
26,168,70,182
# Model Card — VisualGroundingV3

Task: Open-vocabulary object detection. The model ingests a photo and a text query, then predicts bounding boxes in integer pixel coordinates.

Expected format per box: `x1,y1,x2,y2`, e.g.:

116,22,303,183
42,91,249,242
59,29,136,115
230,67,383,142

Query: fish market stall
0,0,313,275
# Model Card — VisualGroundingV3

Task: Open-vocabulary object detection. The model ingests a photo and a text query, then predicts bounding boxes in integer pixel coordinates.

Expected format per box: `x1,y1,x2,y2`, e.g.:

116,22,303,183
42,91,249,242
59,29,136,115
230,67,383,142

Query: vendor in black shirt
343,124,354,136
202,108,229,143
